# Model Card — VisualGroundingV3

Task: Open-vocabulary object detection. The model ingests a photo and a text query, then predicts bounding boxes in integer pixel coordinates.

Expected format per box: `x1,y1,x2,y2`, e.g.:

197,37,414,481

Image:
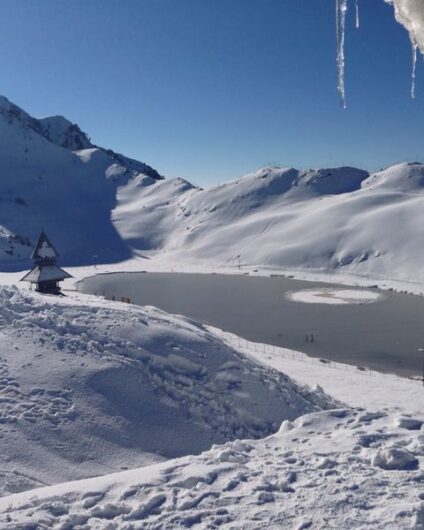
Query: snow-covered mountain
0,95,161,268
116,162,424,284
2,95,424,285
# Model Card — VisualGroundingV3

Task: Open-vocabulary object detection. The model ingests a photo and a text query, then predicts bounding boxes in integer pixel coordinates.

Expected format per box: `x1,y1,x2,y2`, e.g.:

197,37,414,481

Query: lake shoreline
78,271,424,379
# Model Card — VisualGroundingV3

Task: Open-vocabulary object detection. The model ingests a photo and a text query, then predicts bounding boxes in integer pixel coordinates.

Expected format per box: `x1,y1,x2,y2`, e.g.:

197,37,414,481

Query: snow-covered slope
115,163,424,284
0,286,336,497
1,407,423,529
2,95,424,285
0,96,161,268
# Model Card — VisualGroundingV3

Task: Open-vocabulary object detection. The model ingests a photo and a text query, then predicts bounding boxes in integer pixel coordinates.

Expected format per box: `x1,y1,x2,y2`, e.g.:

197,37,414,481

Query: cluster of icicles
336,0,419,108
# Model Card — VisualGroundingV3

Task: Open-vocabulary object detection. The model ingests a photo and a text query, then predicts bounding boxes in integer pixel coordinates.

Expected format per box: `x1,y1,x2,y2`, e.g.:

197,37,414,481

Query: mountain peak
0,94,163,181
0,95,164,267
38,115,93,151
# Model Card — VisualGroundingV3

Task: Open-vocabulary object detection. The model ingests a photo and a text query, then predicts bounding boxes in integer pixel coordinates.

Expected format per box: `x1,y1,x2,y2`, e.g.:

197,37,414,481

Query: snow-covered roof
31,231,60,262
20,264,72,283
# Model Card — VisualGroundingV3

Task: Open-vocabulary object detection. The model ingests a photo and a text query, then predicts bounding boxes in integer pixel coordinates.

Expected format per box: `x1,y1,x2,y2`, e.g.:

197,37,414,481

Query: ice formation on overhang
387,0,424,54
336,0,424,106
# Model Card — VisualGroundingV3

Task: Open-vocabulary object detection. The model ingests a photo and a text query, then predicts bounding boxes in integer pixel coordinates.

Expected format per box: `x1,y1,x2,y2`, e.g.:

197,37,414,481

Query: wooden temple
20,231,72,295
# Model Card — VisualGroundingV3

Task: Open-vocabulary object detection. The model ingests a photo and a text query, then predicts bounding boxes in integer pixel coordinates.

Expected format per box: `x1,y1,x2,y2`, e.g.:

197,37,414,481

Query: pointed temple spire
21,230,72,295
31,230,60,263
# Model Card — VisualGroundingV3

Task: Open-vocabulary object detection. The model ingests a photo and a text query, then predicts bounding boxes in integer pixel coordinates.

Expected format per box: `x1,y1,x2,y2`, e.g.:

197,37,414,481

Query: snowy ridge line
210,327,421,381
112,162,424,286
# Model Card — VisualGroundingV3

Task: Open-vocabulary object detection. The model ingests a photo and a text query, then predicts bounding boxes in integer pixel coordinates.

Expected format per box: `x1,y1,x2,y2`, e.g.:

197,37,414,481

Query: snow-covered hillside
2,95,424,286
0,286,336,497
0,95,161,268
0,284,422,528
115,163,424,284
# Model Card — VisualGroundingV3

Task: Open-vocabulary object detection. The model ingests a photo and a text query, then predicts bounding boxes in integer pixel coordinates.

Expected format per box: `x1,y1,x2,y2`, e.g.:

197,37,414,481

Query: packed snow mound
0,96,162,268
0,286,337,497
1,407,423,529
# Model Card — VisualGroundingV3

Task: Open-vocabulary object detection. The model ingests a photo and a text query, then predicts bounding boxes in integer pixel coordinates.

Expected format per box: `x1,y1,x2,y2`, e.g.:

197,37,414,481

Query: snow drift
0,286,336,497
1,407,423,529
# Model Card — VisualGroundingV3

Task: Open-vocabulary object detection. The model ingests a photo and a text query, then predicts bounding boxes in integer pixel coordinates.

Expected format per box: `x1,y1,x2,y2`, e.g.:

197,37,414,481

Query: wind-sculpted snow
0,286,336,497
1,408,423,529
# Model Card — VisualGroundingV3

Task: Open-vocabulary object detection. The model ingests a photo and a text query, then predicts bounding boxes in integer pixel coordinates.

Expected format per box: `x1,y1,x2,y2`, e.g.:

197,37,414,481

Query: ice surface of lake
286,288,385,305
79,273,424,377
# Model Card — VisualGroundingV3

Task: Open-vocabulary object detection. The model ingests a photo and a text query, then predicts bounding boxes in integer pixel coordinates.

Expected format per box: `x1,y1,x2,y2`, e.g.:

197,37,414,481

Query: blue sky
0,0,422,186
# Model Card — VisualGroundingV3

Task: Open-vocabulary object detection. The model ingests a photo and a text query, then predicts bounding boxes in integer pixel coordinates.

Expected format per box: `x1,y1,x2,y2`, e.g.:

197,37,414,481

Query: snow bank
1,407,422,529
0,286,336,496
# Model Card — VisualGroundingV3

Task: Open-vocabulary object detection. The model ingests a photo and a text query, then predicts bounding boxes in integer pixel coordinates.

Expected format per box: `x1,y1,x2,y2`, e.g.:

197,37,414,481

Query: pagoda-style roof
31,231,60,263
20,264,73,283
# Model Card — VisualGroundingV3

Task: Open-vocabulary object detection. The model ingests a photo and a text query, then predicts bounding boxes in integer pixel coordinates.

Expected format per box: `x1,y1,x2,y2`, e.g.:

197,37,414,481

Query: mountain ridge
0,95,162,180
0,95,163,268
1,95,424,285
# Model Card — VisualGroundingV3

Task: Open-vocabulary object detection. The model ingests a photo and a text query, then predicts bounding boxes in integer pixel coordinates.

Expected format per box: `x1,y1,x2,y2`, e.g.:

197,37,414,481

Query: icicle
355,0,360,29
411,40,418,99
336,0,348,108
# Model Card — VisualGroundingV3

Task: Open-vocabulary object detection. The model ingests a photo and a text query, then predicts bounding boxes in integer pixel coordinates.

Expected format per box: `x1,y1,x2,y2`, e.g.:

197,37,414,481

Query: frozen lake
79,272,424,377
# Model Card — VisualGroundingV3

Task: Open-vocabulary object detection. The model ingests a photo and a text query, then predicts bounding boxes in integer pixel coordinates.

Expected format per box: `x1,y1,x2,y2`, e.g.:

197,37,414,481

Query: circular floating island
286,288,385,305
